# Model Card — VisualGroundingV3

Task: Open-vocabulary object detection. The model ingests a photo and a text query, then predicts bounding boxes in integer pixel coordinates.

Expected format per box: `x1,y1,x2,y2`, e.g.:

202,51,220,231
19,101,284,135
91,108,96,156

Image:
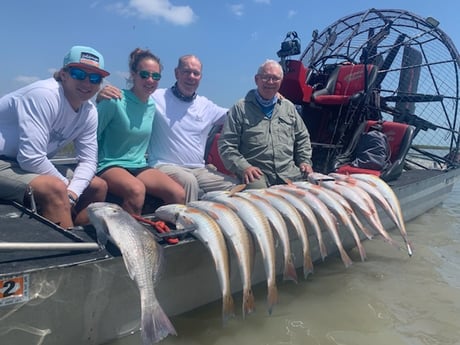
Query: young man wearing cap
0,45,110,229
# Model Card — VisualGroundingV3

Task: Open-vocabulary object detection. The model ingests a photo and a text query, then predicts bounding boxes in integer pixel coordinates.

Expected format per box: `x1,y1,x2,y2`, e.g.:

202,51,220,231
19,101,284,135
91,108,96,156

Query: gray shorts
0,159,39,203
0,159,75,203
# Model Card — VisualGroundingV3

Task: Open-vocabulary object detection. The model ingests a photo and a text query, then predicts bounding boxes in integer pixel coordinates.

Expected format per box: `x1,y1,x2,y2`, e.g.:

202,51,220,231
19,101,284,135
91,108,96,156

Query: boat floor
0,168,453,277
0,209,114,276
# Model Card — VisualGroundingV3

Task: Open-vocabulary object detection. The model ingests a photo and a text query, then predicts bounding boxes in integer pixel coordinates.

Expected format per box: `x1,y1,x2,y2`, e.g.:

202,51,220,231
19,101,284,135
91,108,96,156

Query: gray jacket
218,89,312,185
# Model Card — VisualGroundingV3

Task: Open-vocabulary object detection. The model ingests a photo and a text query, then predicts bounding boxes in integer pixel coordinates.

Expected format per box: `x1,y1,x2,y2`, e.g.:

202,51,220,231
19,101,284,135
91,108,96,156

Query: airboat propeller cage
277,8,460,172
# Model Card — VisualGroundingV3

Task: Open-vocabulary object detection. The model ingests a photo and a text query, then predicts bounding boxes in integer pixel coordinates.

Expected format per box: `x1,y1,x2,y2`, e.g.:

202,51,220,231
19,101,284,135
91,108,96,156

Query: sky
1,0,459,108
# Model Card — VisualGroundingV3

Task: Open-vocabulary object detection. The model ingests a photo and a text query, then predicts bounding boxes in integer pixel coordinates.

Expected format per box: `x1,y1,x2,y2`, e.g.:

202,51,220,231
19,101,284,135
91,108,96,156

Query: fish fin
121,256,137,281
247,233,256,272
242,288,256,319
201,208,220,221
220,200,239,213
93,218,110,249
284,178,294,186
228,184,247,196
284,258,298,284
319,240,328,262
357,241,367,262
267,285,278,315
303,255,314,280
153,243,165,285
222,294,235,325
141,302,177,344
339,249,353,268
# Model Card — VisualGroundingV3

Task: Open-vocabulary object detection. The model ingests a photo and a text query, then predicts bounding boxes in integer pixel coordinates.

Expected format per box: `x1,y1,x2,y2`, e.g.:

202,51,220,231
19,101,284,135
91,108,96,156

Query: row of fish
86,172,411,344
154,172,412,324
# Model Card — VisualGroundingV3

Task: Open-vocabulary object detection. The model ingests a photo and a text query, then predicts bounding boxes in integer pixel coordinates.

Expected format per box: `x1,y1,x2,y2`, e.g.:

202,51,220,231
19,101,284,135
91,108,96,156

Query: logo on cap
80,52,100,68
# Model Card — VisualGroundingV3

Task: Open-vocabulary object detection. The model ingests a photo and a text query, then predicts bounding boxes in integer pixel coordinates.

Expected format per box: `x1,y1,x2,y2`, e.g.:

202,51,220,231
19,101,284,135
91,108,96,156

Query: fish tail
339,249,353,268
361,226,375,240
267,284,278,315
283,258,298,283
242,288,256,319
222,293,235,324
141,303,177,344
376,224,401,251
357,241,367,262
396,224,413,256
319,240,328,261
303,254,314,279
405,239,413,257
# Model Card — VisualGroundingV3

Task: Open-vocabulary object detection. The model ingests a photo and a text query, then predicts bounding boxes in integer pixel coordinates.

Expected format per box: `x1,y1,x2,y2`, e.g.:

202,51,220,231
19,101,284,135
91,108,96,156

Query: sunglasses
258,74,282,83
68,67,103,84
138,70,161,81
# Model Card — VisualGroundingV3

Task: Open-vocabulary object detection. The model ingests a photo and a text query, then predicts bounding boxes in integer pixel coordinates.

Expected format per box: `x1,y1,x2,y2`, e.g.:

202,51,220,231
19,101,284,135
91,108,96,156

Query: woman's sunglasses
68,67,103,85
138,70,161,81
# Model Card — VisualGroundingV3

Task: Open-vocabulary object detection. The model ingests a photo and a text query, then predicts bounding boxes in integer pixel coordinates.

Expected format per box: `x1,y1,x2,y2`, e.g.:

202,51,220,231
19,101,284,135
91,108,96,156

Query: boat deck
0,207,113,276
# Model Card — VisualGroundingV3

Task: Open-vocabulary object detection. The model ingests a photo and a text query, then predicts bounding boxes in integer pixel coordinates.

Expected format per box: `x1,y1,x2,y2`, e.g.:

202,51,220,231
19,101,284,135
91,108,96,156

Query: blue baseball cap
63,45,110,77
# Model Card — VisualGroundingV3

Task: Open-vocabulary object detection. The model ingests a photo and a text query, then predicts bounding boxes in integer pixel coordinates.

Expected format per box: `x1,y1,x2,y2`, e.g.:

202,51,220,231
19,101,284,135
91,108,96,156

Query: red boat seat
279,60,313,104
335,120,415,181
312,63,378,106
205,126,234,176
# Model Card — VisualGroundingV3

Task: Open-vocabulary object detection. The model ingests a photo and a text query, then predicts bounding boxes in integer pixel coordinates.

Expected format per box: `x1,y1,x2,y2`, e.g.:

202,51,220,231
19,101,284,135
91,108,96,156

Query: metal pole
0,242,100,251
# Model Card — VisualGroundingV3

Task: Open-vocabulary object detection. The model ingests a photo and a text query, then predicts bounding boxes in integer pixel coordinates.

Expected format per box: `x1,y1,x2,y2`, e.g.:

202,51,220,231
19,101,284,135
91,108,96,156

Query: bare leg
99,168,146,215
29,175,73,228
73,176,108,225
137,168,186,205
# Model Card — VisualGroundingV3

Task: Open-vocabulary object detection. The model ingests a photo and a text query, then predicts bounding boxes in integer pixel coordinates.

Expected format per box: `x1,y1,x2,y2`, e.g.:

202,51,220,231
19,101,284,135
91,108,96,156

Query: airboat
1,8,459,345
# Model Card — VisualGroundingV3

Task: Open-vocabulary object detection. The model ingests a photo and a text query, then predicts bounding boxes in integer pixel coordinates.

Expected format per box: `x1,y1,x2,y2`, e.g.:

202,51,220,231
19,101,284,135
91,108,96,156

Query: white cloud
230,4,244,17
110,0,197,26
288,10,297,18
15,76,40,85
254,0,270,4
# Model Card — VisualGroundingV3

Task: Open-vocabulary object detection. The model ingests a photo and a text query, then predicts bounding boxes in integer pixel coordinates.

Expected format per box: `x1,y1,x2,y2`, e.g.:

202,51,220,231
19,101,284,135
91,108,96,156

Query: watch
68,193,78,206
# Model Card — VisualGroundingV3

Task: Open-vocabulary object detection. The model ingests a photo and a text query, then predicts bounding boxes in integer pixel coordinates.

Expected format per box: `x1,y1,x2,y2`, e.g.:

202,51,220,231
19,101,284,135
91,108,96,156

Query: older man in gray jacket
218,59,313,189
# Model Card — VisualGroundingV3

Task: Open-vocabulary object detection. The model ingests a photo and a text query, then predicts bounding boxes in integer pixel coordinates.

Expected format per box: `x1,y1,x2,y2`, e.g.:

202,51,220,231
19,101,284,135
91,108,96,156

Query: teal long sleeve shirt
96,89,155,172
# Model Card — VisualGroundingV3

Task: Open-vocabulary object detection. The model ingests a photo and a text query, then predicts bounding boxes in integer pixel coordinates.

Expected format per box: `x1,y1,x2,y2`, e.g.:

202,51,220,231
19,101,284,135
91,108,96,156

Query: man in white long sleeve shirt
0,46,109,228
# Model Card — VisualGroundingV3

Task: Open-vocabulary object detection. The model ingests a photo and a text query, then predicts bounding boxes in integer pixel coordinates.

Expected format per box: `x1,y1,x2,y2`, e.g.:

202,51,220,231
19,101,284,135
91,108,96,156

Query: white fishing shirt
148,88,227,168
0,78,98,196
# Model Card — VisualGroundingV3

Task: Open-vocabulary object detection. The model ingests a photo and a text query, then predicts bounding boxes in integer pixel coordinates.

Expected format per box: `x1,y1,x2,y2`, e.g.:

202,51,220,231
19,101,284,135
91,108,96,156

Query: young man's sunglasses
68,67,103,84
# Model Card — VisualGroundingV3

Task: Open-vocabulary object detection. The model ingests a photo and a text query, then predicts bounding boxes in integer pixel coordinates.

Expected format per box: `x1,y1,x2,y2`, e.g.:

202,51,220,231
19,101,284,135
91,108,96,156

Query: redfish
155,204,235,323
87,202,177,344
188,200,256,318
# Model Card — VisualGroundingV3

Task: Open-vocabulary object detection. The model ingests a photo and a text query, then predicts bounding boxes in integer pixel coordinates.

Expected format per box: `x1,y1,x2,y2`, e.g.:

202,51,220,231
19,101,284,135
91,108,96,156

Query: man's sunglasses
68,67,103,85
138,70,161,81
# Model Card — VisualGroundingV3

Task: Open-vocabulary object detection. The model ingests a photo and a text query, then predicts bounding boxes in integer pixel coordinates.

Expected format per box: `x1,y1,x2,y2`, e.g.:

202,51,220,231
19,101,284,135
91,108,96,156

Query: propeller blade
372,34,406,87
